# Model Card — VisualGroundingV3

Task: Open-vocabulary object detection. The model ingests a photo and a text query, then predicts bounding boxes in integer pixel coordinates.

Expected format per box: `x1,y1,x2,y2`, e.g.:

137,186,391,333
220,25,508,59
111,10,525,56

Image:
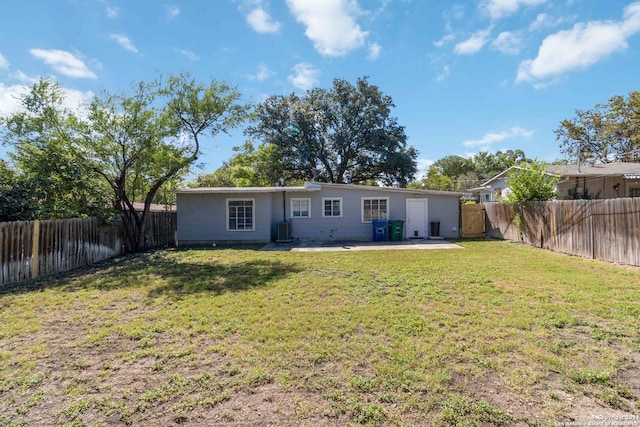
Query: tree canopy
556,91,640,164
1,75,250,251
245,77,418,186
189,142,291,188
410,150,530,191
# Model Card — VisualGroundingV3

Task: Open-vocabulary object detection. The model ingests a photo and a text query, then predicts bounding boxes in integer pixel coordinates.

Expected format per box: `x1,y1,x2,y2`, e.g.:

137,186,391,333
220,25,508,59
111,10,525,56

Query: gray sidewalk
261,239,463,252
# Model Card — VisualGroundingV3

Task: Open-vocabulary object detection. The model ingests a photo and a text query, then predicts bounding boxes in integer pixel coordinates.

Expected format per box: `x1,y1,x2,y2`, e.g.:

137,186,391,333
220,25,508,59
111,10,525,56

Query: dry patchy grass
0,240,639,426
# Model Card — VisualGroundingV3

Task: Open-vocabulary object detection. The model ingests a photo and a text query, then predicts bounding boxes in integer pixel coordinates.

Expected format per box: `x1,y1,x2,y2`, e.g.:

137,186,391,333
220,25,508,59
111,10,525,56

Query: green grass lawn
1,240,639,426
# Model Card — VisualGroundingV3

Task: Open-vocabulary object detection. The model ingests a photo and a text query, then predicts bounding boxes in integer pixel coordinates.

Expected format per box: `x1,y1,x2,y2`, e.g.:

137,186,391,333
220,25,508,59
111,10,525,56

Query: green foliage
0,160,36,221
410,150,531,191
555,91,640,163
1,80,112,220
436,395,511,426
2,75,250,251
190,142,296,187
505,160,559,202
246,76,418,186
408,164,454,191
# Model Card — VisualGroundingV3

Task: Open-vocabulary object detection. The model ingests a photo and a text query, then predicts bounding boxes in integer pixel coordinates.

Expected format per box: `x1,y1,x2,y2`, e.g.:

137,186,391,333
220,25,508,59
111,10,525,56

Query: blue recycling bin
372,220,388,241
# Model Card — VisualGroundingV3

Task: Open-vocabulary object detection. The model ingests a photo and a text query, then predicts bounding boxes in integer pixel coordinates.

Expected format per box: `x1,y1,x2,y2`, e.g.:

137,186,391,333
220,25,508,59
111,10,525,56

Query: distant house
176,182,462,244
472,162,640,202
130,202,176,213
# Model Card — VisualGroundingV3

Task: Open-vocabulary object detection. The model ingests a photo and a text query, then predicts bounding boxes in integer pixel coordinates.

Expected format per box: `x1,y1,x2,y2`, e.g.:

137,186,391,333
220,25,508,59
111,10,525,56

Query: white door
406,199,428,238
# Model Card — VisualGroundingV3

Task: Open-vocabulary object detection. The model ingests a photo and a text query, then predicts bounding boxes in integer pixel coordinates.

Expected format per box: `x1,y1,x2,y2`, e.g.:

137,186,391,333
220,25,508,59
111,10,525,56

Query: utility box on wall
276,221,292,242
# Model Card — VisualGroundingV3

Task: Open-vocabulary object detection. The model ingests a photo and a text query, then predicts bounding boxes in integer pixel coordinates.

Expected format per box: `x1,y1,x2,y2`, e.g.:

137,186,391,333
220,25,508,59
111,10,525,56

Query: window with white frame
227,199,254,231
362,197,388,222
628,186,640,198
322,198,342,217
291,198,310,218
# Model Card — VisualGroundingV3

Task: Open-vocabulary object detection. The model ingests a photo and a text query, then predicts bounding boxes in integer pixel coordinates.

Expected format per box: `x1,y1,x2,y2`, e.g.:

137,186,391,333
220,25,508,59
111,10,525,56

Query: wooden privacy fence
461,204,486,238
0,213,177,287
484,198,640,266
122,211,178,252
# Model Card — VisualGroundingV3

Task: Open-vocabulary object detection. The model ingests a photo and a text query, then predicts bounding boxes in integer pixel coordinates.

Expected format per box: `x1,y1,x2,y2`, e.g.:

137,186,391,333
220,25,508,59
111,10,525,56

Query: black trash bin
430,221,440,237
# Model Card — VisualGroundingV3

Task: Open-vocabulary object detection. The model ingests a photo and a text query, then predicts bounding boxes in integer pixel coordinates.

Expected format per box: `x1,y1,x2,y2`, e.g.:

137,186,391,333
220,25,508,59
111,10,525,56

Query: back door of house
406,199,428,238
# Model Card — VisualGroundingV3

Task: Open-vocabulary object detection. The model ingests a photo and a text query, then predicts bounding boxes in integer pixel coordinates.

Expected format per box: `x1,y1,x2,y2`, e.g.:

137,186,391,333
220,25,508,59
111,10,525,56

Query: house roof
546,162,640,177
479,162,640,188
176,181,463,197
175,184,317,194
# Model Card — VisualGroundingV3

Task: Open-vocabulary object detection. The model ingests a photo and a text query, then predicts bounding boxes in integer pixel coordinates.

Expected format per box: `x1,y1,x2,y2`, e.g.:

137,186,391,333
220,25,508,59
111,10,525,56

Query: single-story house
472,162,640,202
176,182,462,244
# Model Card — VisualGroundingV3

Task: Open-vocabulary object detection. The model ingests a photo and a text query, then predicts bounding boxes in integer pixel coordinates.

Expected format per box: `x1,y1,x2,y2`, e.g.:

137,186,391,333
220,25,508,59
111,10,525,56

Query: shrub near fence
484,198,640,267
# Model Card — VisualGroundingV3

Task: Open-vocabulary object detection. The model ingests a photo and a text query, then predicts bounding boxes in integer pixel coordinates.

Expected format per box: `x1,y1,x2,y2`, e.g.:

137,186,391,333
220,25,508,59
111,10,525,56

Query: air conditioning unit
276,221,292,242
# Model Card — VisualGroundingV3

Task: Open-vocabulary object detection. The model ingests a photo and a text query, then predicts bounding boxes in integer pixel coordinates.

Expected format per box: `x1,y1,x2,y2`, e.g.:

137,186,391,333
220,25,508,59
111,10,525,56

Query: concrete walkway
261,239,464,252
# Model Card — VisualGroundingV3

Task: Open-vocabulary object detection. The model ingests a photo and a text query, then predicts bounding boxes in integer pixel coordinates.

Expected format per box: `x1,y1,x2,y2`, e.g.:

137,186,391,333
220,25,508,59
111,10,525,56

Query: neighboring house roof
479,162,640,188
480,165,556,188
546,162,640,178
131,202,176,212
176,181,464,197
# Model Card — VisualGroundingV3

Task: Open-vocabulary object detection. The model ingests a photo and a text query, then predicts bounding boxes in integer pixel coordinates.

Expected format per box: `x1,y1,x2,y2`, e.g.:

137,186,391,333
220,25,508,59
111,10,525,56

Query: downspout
282,191,287,222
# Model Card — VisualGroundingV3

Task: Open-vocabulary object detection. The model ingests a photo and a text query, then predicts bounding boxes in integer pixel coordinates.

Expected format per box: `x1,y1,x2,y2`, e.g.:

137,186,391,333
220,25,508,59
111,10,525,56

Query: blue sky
1,0,639,179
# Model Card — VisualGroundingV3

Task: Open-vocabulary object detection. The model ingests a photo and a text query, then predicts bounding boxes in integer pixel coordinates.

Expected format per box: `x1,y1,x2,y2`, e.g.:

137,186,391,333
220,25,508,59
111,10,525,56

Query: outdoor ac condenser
276,221,292,242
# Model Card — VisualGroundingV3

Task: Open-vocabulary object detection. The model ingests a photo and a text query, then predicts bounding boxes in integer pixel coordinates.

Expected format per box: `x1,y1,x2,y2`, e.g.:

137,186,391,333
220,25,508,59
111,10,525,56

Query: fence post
31,220,40,278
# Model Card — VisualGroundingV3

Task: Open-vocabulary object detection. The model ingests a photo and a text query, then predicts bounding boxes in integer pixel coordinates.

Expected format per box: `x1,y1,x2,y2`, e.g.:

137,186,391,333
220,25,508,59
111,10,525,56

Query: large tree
246,77,418,186
1,75,250,251
555,91,640,163
1,83,112,219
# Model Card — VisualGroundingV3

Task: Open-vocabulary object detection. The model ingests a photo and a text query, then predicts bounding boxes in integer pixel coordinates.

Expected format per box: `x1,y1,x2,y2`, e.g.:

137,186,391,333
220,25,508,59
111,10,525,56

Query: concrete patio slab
260,239,463,252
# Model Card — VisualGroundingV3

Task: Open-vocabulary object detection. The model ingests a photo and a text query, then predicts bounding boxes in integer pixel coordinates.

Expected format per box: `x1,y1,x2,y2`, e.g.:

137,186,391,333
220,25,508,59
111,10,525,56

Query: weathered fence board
0,212,177,287
484,198,640,267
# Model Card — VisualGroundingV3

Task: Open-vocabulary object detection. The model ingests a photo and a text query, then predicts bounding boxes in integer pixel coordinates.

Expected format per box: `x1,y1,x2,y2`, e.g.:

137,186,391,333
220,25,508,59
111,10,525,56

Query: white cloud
529,12,549,30
0,52,9,69
454,29,490,54
434,33,455,48
436,64,450,82
248,64,275,81
165,4,180,19
367,42,381,60
109,33,139,53
286,0,368,56
177,49,199,61
246,7,281,33
529,12,575,31
0,83,27,116
106,7,119,18
493,31,522,55
416,157,434,179
287,63,320,91
517,2,640,85
463,127,533,148
482,0,548,20
29,49,97,79
0,82,94,116
9,70,39,84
